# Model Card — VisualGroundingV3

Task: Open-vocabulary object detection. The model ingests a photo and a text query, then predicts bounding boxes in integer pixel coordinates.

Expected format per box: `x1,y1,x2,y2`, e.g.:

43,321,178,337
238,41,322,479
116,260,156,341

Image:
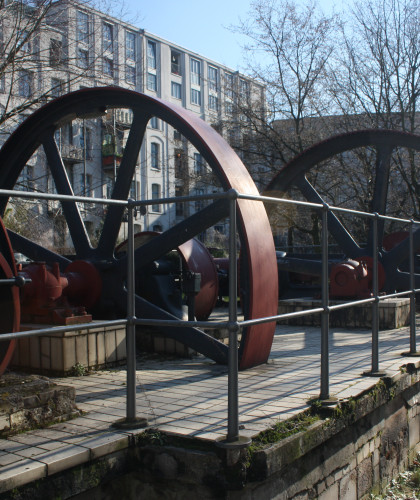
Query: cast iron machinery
0,87,279,373
265,130,420,298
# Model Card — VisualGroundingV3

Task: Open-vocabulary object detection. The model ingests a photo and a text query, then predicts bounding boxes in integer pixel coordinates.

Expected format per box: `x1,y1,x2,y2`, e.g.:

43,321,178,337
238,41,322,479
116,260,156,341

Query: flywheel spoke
97,111,149,258
277,255,326,276
389,269,420,291
296,175,362,257
42,133,92,257
116,198,230,272
7,230,71,268
116,289,228,364
383,227,420,268
366,143,394,252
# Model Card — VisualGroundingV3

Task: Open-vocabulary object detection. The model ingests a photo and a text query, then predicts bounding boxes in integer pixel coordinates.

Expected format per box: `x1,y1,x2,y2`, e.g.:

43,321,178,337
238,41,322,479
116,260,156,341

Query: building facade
0,0,265,253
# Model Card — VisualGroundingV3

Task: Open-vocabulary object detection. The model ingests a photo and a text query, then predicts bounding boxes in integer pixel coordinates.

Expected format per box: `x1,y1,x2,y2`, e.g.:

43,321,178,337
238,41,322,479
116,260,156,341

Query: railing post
409,220,417,354
320,204,330,400
364,213,385,376
217,190,250,449
372,214,379,373
114,200,147,429
227,193,239,441
126,202,137,420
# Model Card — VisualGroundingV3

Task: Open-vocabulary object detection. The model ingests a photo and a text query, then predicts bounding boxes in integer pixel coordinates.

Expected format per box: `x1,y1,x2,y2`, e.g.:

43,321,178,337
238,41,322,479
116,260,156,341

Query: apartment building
0,0,265,252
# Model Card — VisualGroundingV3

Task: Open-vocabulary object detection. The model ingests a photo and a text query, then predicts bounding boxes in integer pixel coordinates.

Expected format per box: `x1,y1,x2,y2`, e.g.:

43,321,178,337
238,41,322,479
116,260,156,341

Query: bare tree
325,0,420,223
227,0,420,247
228,0,339,171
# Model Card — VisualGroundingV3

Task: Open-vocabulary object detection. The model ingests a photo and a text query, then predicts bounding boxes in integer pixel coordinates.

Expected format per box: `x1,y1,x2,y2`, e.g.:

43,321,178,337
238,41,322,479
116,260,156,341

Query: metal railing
0,187,419,445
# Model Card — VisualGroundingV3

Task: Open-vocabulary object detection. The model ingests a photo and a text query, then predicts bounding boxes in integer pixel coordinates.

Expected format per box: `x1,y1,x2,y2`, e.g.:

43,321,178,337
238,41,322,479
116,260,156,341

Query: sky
118,0,342,72
121,0,255,70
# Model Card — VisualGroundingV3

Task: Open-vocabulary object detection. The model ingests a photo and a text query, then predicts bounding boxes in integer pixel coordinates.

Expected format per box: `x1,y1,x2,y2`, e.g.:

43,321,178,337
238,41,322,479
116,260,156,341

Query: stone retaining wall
278,297,410,329
8,360,420,499
11,323,127,375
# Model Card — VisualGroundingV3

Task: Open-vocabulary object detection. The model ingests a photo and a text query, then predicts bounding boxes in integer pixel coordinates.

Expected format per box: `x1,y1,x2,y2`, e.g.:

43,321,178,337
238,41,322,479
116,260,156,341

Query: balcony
60,144,85,163
102,143,123,170
103,109,133,128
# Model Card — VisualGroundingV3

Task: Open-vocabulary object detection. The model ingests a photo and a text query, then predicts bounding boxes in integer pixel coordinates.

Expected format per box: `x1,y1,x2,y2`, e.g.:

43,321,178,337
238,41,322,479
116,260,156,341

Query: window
171,82,181,99
76,11,89,42
147,72,157,91
209,95,218,111
175,185,184,217
151,183,161,212
130,180,137,200
51,78,64,98
171,50,181,75
195,188,205,212
18,30,31,54
102,22,113,52
80,126,92,158
0,75,5,93
208,66,218,111
190,59,201,86
150,116,159,129
151,142,160,169
191,88,201,106
77,48,89,69
126,65,135,84
17,165,34,191
175,149,185,178
147,40,156,69
80,173,92,196
208,66,218,92
103,57,113,77
225,73,234,96
126,32,135,60
240,79,250,100
225,101,233,115
194,153,203,175
49,39,63,66
173,130,182,141
106,176,113,198
18,71,32,97
153,224,162,232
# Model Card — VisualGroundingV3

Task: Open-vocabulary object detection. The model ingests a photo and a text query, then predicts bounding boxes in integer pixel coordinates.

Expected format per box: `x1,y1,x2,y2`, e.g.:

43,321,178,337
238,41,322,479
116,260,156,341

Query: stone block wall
11,323,127,375
241,366,420,499
278,298,410,329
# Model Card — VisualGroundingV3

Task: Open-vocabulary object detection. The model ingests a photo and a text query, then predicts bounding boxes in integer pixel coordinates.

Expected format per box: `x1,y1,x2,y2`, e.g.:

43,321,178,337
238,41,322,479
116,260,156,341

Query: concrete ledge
11,324,127,375
278,297,410,329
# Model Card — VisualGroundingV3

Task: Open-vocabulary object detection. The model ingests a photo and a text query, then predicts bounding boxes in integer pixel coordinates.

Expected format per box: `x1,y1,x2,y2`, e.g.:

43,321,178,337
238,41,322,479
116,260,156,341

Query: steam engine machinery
0,88,419,376
0,87,278,374
266,130,420,300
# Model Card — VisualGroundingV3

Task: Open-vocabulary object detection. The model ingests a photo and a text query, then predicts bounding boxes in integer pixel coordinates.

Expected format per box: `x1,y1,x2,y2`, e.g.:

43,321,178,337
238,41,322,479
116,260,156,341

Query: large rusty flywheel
0,88,278,370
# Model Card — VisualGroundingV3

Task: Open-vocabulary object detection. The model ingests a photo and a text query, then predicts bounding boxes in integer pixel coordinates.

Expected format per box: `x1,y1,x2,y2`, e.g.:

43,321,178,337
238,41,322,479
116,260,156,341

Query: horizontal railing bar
0,319,127,341
379,290,414,300
2,187,420,228
0,189,127,206
328,298,376,311
240,308,325,327
239,192,420,226
134,318,230,329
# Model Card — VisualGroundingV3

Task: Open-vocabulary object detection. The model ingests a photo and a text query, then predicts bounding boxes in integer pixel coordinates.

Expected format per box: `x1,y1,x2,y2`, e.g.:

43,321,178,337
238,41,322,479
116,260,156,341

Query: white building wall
0,0,264,249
